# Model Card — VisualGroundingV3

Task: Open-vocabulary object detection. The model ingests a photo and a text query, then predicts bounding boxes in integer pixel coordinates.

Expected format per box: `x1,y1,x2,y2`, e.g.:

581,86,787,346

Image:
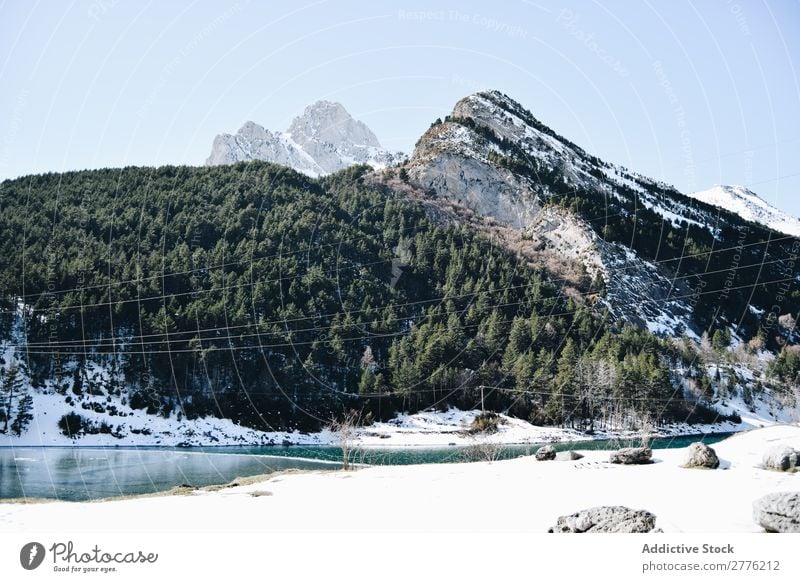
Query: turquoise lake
0,432,731,502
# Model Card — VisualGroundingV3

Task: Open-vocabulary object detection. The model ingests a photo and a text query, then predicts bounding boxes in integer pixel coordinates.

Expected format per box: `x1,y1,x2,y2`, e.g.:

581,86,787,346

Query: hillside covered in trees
0,159,796,436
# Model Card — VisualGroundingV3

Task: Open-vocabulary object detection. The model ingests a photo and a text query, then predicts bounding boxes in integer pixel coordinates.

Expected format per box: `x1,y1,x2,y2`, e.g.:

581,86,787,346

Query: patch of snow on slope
689,185,800,238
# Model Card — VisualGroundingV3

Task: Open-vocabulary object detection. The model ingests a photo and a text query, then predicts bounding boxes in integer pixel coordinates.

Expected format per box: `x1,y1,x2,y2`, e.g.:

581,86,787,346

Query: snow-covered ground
3,400,794,449
3,425,798,533
338,405,792,447
2,333,796,448
0,390,340,447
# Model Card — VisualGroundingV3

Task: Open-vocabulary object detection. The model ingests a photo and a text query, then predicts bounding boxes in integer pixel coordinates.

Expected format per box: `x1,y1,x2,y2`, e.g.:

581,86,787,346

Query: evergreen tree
358,367,376,395
1,365,23,434
1,161,788,431
502,316,530,374
712,328,731,352
699,375,714,402
546,339,578,426
11,391,33,436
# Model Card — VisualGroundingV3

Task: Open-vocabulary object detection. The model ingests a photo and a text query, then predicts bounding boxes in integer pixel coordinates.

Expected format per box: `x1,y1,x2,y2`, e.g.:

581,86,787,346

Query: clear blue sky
2,0,799,216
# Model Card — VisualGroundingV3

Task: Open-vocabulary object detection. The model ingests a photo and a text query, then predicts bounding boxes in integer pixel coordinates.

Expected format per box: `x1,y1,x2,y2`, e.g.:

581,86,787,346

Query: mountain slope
689,185,800,238
206,101,404,176
403,90,800,340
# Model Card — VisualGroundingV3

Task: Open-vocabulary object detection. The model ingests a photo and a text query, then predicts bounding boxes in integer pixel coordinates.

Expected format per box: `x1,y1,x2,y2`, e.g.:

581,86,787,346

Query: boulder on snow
762,446,799,472
560,450,584,461
682,442,720,469
753,492,800,533
610,447,652,465
535,445,557,461
548,506,657,533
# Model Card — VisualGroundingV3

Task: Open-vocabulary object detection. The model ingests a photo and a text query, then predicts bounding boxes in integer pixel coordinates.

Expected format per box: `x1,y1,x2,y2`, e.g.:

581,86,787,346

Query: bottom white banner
1,532,798,581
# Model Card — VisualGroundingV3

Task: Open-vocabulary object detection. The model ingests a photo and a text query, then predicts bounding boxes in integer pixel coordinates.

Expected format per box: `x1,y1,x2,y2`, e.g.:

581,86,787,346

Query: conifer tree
1,365,23,434
11,391,33,436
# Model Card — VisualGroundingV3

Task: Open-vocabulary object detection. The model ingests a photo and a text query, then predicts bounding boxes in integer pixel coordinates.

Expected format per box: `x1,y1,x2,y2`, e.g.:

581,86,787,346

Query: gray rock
753,492,800,533
548,506,657,533
762,446,800,472
561,450,584,461
535,444,557,461
610,447,653,465
682,442,720,469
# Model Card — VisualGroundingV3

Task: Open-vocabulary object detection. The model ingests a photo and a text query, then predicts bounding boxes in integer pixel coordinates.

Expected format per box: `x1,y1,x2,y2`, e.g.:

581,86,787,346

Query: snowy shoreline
2,425,799,533
1,405,784,449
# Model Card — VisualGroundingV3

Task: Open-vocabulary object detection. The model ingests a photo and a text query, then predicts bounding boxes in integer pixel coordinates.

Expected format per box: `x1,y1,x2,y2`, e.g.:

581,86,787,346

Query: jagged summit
689,184,800,238
206,100,404,176
287,100,380,148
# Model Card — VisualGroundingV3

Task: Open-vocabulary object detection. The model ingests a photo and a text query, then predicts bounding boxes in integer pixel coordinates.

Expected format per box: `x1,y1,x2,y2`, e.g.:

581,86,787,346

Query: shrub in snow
58,412,88,438
470,412,504,434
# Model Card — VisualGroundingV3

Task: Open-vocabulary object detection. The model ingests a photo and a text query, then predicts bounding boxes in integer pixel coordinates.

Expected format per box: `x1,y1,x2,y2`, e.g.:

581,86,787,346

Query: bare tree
638,418,655,448
328,409,362,471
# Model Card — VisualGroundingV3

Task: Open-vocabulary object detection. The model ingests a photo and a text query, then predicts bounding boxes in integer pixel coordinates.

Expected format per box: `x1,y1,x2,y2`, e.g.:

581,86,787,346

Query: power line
12,275,794,356
8,180,791,307
8,252,792,351
5,224,793,329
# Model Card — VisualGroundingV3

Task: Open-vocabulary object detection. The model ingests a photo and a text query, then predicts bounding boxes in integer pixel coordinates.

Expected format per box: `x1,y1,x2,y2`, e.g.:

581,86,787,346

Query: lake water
0,433,731,502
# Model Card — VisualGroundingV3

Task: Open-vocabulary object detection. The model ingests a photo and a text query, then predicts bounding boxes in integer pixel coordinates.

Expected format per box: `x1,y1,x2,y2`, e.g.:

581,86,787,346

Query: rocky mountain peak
206,101,403,176
237,120,271,141
406,89,594,231
287,100,381,149
403,90,730,336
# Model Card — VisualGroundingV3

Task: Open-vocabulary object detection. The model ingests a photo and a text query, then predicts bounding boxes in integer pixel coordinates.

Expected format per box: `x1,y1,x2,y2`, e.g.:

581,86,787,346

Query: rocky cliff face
206,101,404,176
406,117,540,229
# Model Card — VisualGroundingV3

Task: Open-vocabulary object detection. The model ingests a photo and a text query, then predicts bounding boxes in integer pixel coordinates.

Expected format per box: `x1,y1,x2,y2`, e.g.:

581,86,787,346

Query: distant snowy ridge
206,100,405,176
689,185,800,238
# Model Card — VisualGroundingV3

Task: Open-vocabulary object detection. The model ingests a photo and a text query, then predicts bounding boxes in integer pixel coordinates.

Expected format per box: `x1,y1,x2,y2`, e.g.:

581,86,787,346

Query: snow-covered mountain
403,91,707,334
398,90,799,338
689,184,800,238
205,101,404,176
